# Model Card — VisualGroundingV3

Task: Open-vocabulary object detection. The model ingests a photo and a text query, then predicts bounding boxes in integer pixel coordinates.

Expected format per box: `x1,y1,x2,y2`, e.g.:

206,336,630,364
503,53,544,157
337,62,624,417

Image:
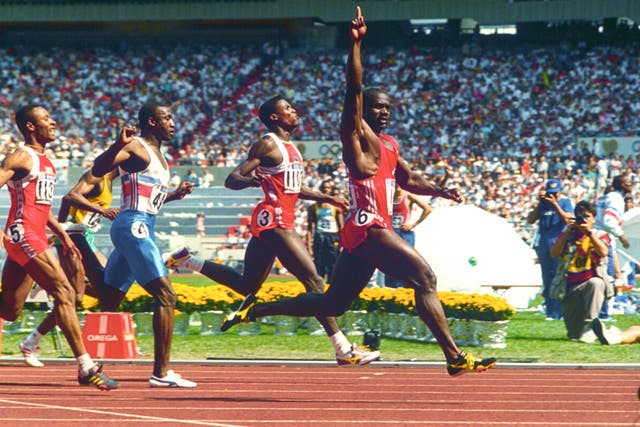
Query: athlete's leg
142,276,177,379
250,249,374,319
353,227,461,362
0,259,35,321
259,228,343,336
22,249,88,359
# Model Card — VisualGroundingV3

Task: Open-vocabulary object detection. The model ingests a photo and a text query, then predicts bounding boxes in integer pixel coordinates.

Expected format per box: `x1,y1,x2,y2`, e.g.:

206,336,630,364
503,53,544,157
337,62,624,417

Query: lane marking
0,398,246,427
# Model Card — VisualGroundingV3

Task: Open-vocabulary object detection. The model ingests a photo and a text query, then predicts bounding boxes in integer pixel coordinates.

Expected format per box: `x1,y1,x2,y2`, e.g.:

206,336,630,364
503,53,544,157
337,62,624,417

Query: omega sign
86,333,135,342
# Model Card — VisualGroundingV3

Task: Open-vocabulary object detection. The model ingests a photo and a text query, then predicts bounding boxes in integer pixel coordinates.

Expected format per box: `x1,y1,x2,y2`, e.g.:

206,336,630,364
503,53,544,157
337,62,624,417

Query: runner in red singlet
171,95,380,365
0,104,118,389
221,7,496,376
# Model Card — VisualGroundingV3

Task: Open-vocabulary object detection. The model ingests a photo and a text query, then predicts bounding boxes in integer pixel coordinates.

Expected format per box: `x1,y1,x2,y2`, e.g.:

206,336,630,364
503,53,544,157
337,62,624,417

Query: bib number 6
131,221,150,238
354,209,374,226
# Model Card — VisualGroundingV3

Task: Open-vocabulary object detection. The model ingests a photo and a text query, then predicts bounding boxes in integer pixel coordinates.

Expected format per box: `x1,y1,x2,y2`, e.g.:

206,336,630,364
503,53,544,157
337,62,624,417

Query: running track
0,360,638,426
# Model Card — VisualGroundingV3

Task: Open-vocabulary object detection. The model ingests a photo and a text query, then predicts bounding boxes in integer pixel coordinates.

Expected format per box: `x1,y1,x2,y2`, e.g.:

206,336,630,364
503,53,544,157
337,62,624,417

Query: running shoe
220,294,256,332
19,339,44,368
78,364,120,390
149,370,197,388
164,246,190,269
336,343,381,366
446,351,496,377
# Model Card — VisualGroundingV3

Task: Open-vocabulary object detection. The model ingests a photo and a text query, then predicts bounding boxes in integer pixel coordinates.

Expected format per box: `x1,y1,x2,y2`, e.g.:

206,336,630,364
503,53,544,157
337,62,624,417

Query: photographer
550,201,610,341
527,179,574,320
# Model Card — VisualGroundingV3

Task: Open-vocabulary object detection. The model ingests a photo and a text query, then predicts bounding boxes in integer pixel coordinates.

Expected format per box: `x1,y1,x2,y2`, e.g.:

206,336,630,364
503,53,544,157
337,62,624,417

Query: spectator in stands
184,168,199,187
196,212,206,238
200,169,215,188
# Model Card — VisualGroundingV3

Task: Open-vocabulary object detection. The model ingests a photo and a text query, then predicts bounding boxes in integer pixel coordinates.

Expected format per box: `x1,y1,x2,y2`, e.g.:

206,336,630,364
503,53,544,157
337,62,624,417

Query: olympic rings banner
578,136,640,158
296,140,342,160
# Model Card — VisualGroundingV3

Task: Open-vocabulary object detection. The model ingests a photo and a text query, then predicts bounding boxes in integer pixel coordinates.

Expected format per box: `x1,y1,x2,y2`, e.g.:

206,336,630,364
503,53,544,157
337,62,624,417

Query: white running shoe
19,339,44,367
336,343,381,366
149,370,197,388
164,247,191,269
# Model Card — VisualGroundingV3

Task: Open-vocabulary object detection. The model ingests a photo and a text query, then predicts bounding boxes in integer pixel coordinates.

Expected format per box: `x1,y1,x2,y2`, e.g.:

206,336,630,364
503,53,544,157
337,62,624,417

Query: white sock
76,353,95,374
181,257,204,272
329,331,352,355
24,330,43,348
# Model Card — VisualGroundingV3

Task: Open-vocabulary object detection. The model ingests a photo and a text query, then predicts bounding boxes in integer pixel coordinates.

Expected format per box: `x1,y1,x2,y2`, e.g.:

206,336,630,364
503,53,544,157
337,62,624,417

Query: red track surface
0,361,638,426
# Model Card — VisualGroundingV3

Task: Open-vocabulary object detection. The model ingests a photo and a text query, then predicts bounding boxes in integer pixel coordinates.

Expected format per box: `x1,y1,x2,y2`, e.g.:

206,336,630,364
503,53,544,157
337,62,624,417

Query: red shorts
3,229,50,267
340,212,390,253
250,201,294,238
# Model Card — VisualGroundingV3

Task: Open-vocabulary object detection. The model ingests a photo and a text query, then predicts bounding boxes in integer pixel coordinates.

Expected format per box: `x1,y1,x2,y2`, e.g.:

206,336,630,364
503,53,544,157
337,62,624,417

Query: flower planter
380,312,405,338
340,310,368,336
199,310,226,336
449,318,477,346
473,320,509,349
132,312,191,336
235,319,261,336
301,317,326,335
273,316,299,336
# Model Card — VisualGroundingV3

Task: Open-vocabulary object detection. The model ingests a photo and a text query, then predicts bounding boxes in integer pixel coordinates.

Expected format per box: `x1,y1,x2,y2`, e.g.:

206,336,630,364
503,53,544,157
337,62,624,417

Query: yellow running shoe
220,294,256,331
446,351,496,377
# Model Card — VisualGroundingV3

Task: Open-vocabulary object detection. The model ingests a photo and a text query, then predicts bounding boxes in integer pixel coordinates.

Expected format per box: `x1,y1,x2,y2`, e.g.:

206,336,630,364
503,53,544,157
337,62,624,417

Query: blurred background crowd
1,40,639,248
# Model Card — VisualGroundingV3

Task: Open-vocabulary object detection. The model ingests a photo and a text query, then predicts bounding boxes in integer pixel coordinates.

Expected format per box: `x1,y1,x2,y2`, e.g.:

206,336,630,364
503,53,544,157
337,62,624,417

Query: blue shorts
104,210,167,293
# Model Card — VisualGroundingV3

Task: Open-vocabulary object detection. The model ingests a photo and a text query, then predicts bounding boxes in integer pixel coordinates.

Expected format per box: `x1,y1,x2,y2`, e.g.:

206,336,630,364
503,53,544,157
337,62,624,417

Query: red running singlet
340,134,400,252
4,146,57,266
250,133,305,237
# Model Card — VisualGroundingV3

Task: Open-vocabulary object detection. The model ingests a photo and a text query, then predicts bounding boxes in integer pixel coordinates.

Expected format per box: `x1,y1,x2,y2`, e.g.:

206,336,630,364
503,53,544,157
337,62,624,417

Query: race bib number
354,209,374,227
35,172,56,205
83,212,102,229
148,185,168,214
391,214,404,229
257,208,274,228
283,168,303,194
131,221,150,238
8,222,25,243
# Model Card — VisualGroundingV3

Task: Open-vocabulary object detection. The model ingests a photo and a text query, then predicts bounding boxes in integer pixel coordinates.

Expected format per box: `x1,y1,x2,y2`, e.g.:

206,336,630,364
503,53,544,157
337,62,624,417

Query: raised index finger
356,5,362,18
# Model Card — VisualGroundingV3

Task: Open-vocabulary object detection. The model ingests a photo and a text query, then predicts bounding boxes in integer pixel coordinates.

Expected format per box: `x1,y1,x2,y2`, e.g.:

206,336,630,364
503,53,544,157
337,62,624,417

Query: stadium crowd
1,41,640,246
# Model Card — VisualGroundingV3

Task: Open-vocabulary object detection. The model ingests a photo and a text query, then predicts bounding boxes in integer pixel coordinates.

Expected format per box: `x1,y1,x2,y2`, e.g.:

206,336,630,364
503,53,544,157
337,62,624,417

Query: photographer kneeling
550,200,610,341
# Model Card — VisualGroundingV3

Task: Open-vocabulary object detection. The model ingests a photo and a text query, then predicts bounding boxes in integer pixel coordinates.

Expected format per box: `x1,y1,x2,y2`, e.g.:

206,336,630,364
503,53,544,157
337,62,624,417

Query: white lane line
0,398,247,427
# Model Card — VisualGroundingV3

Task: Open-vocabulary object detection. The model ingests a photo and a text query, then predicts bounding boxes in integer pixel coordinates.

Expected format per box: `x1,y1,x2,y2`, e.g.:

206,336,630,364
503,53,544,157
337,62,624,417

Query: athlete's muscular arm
340,6,380,180
299,185,349,212
0,150,32,242
0,149,32,188
395,156,462,203
166,181,195,203
58,169,119,223
47,212,82,260
225,136,280,190
91,125,137,177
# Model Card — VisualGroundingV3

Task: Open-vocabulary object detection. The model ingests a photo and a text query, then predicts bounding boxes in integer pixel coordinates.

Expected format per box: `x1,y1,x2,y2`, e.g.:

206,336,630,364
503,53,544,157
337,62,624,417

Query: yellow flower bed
79,281,515,321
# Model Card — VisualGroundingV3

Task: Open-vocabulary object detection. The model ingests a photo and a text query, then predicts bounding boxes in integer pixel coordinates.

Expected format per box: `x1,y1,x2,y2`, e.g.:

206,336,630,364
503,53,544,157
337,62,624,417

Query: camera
575,213,587,224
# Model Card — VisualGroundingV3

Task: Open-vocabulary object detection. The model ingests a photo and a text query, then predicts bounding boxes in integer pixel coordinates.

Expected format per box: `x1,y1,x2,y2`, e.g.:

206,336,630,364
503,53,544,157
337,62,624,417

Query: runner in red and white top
0,104,119,389
166,95,381,366
226,6,496,377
